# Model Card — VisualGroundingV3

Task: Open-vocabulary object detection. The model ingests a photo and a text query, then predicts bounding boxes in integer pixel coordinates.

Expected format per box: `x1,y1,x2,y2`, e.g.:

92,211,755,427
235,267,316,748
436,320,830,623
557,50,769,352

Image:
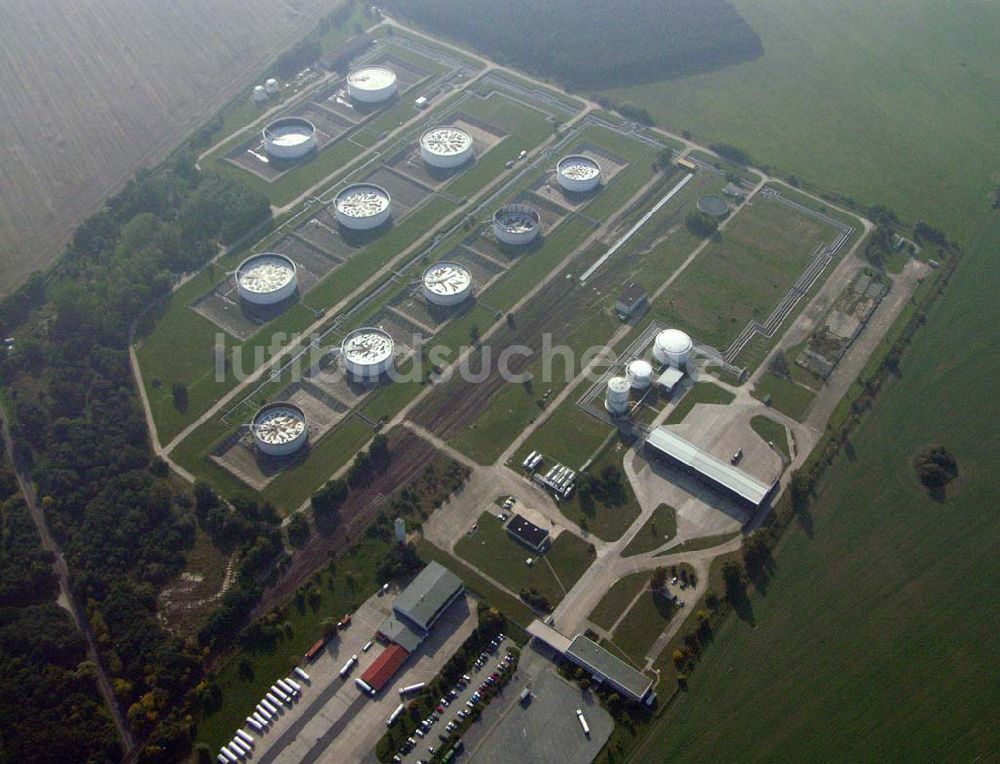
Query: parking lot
245,589,476,764
395,634,516,764
467,664,612,764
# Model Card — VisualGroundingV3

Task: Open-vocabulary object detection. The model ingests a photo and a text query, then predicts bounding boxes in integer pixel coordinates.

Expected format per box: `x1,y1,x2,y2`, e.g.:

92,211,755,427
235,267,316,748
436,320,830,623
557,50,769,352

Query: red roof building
360,644,410,692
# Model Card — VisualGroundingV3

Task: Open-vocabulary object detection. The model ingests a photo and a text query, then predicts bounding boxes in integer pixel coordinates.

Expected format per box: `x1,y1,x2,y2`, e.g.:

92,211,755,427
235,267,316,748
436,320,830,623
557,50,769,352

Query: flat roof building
505,514,550,552
565,635,654,703
657,367,685,394
614,282,648,321
377,561,464,650
645,426,776,508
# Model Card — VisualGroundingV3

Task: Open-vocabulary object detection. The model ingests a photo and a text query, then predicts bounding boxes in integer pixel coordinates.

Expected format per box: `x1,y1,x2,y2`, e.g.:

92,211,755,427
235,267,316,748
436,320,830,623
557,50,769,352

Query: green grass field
555,440,642,542
587,572,649,632
648,193,838,352
654,531,740,557
665,382,735,424
636,214,1000,761
610,584,676,666
621,504,677,557
454,512,593,607
600,0,1000,245
749,414,790,461
751,371,815,422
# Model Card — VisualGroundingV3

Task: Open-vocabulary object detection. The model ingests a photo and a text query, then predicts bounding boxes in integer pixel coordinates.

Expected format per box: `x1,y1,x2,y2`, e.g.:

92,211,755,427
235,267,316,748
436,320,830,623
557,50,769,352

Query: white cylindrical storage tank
252,402,308,457
493,204,541,246
252,85,268,103
627,359,653,390
653,328,693,368
422,262,472,306
347,66,397,103
605,376,631,416
265,77,280,95
263,116,317,160
341,327,395,379
420,126,474,169
334,183,391,230
236,253,298,306
556,155,601,193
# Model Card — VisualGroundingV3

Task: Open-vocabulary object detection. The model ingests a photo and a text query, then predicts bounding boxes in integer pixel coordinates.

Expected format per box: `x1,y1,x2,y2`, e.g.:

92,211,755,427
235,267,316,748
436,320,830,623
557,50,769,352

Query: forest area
383,0,761,89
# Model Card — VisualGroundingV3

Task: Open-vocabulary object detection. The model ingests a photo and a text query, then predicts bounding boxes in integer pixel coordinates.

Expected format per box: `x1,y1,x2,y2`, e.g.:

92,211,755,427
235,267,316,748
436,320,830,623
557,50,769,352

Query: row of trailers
523,451,576,500
217,667,311,763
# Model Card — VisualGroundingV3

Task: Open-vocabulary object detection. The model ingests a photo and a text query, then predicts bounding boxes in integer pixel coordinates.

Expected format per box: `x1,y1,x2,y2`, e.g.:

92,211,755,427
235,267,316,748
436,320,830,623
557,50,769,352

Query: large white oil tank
236,253,298,306
334,183,391,230
263,116,317,160
493,204,541,246
627,359,653,390
341,327,395,379
420,127,474,169
653,328,693,368
422,262,472,306
556,155,601,193
252,402,308,456
347,66,397,103
605,376,631,416
252,85,268,104
265,77,280,95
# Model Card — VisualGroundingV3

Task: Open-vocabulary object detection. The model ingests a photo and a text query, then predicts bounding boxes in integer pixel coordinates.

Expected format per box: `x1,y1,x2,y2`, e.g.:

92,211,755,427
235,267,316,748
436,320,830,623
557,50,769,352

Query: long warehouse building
644,426,776,508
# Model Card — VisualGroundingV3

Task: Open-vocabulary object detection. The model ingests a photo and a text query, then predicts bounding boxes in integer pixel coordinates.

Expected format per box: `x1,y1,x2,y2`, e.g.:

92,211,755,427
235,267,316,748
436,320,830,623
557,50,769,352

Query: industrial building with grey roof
377,561,464,650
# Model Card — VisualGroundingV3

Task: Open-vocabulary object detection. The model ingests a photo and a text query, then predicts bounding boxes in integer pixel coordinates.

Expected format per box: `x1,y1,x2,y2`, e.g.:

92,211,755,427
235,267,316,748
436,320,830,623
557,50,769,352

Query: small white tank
605,376,631,416
627,359,653,389
265,78,280,95
252,85,267,103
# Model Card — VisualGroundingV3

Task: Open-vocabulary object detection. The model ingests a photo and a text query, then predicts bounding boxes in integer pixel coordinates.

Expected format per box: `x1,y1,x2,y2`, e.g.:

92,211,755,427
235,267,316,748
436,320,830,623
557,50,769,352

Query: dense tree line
0,143,271,759
0,439,120,761
384,0,762,90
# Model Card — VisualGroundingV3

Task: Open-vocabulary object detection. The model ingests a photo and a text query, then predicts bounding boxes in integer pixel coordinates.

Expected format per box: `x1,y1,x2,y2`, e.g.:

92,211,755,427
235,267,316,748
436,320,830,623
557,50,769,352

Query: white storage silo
627,359,653,390
236,253,298,306
252,85,268,103
341,328,395,379
420,127,474,169
334,183,392,230
556,155,601,193
252,402,308,456
605,376,631,416
653,329,692,369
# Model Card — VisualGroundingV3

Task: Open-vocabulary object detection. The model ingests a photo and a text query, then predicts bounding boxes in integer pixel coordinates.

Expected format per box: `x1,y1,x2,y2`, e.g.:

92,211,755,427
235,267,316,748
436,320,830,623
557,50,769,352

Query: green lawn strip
557,440,642,542
413,537,534,631
513,404,615,471
665,382,735,424
655,532,741,557
751,372,815,422
611,585,677,666
749,415,790,462
588,572,650,632
454,512,592,609
621,505,678,558
475,70,586,114
687,149,756,185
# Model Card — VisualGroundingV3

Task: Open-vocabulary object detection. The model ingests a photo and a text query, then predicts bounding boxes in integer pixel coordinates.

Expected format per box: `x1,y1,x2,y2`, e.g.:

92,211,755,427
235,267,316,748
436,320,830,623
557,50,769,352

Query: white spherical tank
263,116,317,160
252,85,268,103
422,262,472,306
605,376,632,416
556,155,601,193
341,327,395,379
653,328,693,368
265,78,280,95
334,183,391,230
493,204,541,246
236,253,298,305
252,402,308,456
420,127,474,169
627,359,653,390
347,66,397,103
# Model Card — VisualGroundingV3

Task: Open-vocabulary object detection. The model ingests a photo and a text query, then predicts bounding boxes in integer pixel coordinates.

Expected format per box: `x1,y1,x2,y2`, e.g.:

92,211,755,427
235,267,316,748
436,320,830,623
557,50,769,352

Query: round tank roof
341,327,394,365
628,359,653,377
237,253,296,295
422,261,472,297
420,126,473,157
656,328,693,354
263,116,316,148
493,204,540,233
347,65,396,90
557,155,601,181
335,183,390,218
608,375,631,393
252,403,306,446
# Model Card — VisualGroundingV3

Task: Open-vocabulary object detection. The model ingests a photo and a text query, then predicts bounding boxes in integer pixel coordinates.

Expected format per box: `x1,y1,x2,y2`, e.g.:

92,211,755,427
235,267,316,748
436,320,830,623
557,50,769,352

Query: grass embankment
665,382,735,424
588,573,649,632
610,585,677,666
751,371,815,422
749,415,790,461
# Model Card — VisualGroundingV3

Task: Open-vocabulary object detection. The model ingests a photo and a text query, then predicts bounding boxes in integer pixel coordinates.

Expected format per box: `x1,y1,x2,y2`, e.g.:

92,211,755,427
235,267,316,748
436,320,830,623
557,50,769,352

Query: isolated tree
171,382,188,411
768,351,790,378
651,566,668,591
914,445,958,489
